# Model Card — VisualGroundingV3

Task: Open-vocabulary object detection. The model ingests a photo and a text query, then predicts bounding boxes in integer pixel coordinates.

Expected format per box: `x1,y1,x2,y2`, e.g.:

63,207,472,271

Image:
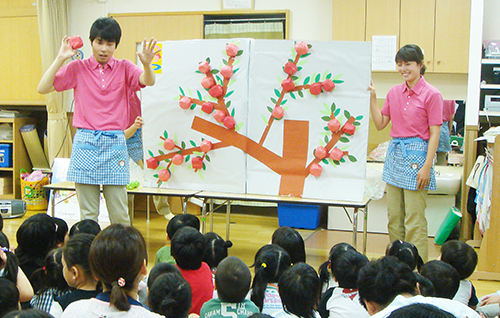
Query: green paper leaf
326,73,332,79
153,174,158,178
179,86,185,96
348,155,357,162
275,89,281,97
181,141,186,149
158,150,165,155
206,155,211,162
148,150,154,157
236,50,243,56
281,99,287,105
344,110,351,119
211,69,219,74
331,102,337,113
197,90,203,101
303,76,310,85
353,122,361,126
324,135,329,143
267,106,273,113
225,90,234,98
322,158,329,165
185,155,190,162
261,115,268,125
190,140,197,147
271,97,277,104
235,122,243,132
223,59,228,65
334,108,341,117
206,57,211,63
226,101,231,108
190,103,196,110
339,137,350,143
231,108,235,117
290,92,296,99
333,80,344,84
291,76,299,81
322,116,331,122
298,90,304,98
315,73,321,83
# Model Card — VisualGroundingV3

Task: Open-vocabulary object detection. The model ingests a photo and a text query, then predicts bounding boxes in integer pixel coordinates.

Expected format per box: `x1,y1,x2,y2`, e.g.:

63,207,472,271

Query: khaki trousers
75,183,130,225
386,183,429,262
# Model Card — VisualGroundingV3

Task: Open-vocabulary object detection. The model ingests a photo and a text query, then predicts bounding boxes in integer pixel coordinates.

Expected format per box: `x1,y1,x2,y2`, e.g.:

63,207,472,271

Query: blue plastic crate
0,144,12,168
277,203,325,230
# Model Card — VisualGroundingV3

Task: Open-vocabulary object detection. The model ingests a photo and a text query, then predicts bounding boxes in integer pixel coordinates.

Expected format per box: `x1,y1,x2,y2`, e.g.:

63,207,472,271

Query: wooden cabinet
0,117,35,200
333,0,471,74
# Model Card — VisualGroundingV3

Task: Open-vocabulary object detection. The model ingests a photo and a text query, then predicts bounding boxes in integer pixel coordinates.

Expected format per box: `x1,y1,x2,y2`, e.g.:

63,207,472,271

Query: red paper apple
327,118,341,132
198,61,210,74
200,140,213,153
209,85,224,98
213,110,226,123
192,157,203,170
343,122,356,135
69,35,83,50
146,157,158,169
223,116,236,129
314,146,327,159
158,169,170,182
329,148,344,161
201,102,214,114
284,62,298,76
294,42,309,56
226,43,239,57
172,154,183,165
201,77,215,89
281,78,295,92
309,82,322,95
220,65,233,79
309,163,322,177
272,106,284,119
163,138,175,151
179,96,191,109
322,79,335,92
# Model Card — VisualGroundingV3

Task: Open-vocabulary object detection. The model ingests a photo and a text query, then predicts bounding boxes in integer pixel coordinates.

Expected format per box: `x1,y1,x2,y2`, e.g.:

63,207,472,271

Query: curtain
37,0,72,167
205,22,284,39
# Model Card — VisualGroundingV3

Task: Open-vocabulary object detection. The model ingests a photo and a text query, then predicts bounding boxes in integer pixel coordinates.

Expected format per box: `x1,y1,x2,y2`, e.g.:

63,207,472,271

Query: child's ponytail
89,224,147,312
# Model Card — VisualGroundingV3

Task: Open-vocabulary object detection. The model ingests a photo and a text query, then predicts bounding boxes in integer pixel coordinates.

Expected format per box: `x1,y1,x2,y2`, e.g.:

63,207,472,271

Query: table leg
210,199,214,232
353,207,359,250
201,198,207,234
146,195,150,222
226,200,232,240
182,197,188,214
51,190,56,217
363,205,368,254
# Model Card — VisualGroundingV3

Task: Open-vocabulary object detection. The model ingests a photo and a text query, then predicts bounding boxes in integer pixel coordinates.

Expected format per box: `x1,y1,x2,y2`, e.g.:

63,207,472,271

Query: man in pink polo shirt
38,17,160,225
369,44,443,262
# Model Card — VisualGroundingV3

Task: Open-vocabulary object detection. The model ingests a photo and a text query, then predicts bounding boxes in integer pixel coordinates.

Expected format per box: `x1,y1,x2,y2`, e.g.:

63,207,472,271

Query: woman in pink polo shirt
369,44,443,262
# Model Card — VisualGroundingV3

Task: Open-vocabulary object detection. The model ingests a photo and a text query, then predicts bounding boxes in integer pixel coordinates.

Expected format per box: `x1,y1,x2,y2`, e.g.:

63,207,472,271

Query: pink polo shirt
54,55,145,131
381,76,443,140
442,100,456,122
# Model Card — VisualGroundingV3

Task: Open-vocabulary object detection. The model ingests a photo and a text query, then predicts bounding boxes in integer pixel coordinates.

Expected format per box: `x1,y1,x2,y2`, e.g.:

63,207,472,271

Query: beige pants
386,183,429,262
75,183,130,225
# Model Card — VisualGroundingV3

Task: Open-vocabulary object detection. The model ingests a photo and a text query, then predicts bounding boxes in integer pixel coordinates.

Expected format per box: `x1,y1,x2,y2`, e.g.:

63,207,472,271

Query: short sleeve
53,60,79,92
426,91,443,127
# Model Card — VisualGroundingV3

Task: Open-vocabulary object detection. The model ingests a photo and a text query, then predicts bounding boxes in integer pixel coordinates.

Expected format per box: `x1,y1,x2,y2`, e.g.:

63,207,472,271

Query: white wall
68,0,468,101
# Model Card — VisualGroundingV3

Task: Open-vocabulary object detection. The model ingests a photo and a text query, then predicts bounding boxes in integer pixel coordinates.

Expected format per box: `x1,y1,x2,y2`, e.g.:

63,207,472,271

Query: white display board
142,39,371,202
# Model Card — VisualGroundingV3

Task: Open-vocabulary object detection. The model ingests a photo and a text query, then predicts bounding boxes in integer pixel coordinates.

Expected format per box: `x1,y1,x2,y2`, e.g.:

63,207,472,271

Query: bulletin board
141,39,371,202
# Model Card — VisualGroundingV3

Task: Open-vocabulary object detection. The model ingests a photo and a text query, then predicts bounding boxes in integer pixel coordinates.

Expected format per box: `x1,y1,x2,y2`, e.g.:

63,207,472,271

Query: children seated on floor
203,232,232,274
419,260,460,299
148,271,193,318
0,278,21,317
385,240,423,272
53,218,69,248
250,244,291,315
156,214,200,265
318,243,355,294
50,234,100,318
200,256,259,318
440,240,479,308
68,219,101,237
273,263,321,318
318,250,369,318
171,226,213,315
271,226,306,264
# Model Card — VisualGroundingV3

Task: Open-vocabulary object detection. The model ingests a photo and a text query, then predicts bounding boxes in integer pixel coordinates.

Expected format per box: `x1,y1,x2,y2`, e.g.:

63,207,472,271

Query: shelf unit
0,117,35,200
480,59,500,115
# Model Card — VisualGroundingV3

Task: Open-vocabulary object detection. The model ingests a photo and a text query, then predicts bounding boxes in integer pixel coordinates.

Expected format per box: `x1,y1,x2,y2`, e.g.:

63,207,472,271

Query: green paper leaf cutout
190,140,197,147
148,150,154,157
290,92,296,99
344,110,351,118
303,76,310,85
179,87,185,96
348,155,357,163
181,141,186,149
339,137,350,143
261,115,268,125
315,73,321,83
197,90,203,101
322,116,331,122
271,97,277,104
231,108,235,117
267,106,273,113
274,89,281,97
225,90,234,98
298,90,304,98
334,108,341,117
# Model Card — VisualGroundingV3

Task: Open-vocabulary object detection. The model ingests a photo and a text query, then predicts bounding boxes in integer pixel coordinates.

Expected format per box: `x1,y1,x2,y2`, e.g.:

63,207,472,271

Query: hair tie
261,262,267,268
42,267,46,272
117,277,126,287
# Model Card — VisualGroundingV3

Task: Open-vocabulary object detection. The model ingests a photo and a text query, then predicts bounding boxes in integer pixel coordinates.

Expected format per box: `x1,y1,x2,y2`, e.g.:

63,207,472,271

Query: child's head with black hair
3,309,54,318
386,240,423,272
30,248,69,295
0,278,19,317
331,250,368,289
278,263,321,318
54,217,69,247
248,314,273,318
440,240,478,280
419,260,459,299
166,214,200,240
357,256,417,315
215,256,252,303
148,272,191,318
147,262,181,289
271,226,306,264
319,242,356,286
203,232,232,271
89,224,148,312
62,233,97,289
414,272,435,297
171,226,205,270
251,244,291,311
69,219,101,237
15,213,57,265
89,17,122,47
387,303,456,318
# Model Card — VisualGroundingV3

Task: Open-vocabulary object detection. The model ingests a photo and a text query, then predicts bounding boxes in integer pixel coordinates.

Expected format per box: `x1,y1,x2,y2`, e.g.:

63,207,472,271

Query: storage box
0,144,12,167
277,203,325,230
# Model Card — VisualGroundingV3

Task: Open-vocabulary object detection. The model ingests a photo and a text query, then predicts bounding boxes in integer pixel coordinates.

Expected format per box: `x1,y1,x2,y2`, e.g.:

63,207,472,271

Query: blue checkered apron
437,121,452,153
382,137,436,191
67,129,130,185
126,128,143,162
